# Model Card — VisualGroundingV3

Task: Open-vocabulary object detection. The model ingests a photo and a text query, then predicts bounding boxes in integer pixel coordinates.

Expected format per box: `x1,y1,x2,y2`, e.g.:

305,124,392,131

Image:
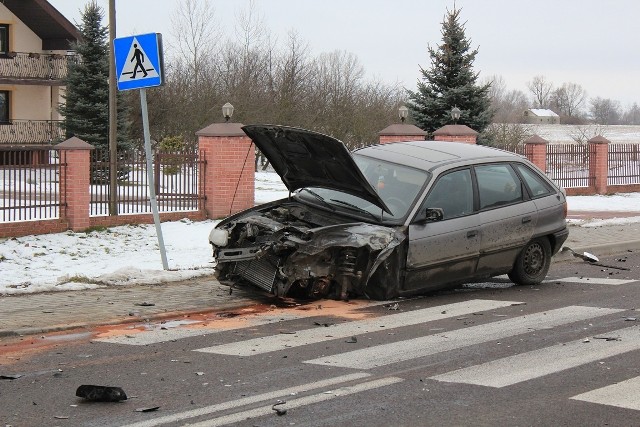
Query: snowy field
1,171,639,295
528,124,640,144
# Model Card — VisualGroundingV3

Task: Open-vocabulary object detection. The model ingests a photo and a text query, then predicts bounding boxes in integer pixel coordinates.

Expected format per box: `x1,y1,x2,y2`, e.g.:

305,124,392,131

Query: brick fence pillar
433,124,478,144
589,135,610,195
524,134,548,173
196,122,255,219
55,137,94,231
378,123,427,144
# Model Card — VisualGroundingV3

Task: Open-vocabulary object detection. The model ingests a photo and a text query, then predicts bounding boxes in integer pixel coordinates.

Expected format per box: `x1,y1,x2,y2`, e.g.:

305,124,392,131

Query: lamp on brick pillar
451,106,461,124
398,105,408,123
197,103,255,219
222,102,234,122
432,106,478,144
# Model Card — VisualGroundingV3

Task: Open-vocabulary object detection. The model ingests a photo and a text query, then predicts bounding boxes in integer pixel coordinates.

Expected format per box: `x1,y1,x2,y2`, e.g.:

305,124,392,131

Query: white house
523,108,560,125
0,0,79,149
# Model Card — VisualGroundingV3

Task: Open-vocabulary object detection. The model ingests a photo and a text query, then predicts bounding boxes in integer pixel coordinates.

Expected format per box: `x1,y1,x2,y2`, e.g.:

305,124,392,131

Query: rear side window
475,164,523,210
514,164,552,198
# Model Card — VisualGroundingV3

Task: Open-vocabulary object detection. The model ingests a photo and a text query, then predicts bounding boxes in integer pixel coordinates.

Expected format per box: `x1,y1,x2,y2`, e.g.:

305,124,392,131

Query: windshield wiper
330,199,380,220
298,188,335,211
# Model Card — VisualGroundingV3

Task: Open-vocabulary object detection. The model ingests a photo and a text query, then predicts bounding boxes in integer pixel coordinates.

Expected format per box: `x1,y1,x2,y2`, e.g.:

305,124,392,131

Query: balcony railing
0,52,79,82
0,120,64,145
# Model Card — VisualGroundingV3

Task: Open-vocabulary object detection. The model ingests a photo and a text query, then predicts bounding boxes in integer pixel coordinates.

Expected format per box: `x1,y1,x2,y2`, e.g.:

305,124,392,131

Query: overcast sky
48,0,640,107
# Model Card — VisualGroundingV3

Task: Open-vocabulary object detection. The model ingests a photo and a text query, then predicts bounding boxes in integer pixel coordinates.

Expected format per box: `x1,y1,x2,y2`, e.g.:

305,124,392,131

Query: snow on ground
1,171,639,295
529,124,640,144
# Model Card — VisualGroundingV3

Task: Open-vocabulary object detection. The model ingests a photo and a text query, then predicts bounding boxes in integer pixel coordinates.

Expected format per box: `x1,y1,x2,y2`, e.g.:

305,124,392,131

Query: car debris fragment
272,400,287,416
75,385,127,402
562,247,599,263
0,374,23,380
135,406,160,412
593,336,622,341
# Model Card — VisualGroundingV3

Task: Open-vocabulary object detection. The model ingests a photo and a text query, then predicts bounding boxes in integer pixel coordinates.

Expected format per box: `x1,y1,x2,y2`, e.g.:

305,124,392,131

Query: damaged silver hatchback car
209,125,569,300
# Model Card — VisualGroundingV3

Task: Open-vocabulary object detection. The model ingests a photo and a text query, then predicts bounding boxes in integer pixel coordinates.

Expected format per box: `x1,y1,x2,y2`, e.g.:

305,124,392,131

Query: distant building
0,0,80,156
524,109,560,125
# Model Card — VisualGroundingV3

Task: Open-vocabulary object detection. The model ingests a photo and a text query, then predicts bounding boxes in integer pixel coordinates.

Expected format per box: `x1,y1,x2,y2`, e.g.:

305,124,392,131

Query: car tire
508,237,551,286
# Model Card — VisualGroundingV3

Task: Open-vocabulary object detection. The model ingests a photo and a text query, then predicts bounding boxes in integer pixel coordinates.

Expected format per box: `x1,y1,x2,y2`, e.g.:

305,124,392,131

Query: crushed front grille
233,256,279,292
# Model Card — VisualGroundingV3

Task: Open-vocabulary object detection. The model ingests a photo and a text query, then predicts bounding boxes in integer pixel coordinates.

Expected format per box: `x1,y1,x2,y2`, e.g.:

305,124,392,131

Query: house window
0,25,8,55
0,91,9,123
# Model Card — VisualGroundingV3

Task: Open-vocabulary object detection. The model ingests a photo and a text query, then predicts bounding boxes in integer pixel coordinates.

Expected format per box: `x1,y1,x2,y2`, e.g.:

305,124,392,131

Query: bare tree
621,103,640,125
142,1,405,151
169,0,219,88
527,75,553,109
569,124,608,145
590,97,621,125
483,75,528,123
482,123,533,150
550,82,587,122
269,30,312,125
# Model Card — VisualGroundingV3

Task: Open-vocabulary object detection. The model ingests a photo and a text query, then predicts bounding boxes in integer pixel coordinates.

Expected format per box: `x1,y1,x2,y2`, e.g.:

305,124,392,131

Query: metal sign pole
140,88,168,269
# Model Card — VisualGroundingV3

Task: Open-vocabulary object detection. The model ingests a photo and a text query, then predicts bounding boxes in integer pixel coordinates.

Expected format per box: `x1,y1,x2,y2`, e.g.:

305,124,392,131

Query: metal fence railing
0,147,61,222
90,148,205,216
608,144,640,186
0,52,79,81
545,144,594,189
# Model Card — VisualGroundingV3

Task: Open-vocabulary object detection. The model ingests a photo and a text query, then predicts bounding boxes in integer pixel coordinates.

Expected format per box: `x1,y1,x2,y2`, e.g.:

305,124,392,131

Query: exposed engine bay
210,202,406,300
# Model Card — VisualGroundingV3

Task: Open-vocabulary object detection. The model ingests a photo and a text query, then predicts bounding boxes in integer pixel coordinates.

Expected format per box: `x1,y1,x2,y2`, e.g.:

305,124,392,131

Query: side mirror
424,207,444,222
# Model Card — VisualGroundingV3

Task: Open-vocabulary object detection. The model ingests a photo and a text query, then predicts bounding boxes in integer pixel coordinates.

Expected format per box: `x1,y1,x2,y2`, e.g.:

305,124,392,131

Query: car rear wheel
508,237,551,285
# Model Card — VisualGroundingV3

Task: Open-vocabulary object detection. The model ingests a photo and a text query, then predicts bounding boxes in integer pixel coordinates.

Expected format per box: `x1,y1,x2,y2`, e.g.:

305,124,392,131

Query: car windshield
294,154,429,222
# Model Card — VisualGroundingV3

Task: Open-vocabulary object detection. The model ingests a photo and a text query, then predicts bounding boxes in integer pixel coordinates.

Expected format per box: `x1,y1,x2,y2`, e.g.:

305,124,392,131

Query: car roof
354,140,522,172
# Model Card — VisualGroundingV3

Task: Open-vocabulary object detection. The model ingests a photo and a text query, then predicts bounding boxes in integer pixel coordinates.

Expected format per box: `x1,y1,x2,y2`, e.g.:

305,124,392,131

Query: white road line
120,373,371,427
184,377,404,427
431,326,640,387
304,306,623,369
571,375,640,410
555,277,637,286
195,299,521,356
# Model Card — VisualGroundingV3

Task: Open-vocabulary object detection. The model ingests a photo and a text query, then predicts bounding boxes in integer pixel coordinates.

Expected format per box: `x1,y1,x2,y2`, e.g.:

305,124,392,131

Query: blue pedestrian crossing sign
113,33,164,91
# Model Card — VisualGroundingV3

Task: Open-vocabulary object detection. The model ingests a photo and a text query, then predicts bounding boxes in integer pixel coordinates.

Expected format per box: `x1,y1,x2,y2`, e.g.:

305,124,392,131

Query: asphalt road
1,251,639,427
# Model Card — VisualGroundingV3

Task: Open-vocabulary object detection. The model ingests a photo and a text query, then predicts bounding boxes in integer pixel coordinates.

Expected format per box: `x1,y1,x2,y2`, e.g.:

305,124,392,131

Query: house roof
3,0,80,50
527,109,559,117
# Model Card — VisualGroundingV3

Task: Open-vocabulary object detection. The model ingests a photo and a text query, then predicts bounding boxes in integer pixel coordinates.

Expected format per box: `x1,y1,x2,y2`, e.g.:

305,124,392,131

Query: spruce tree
59,1,129,151
408,7,493,138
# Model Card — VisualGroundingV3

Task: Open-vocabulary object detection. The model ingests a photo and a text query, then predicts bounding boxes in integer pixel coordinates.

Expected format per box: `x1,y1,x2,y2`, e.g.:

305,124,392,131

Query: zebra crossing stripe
305,306,623,369
570,375,640,410
431,326,640,387
195,299,521,356
119,372,371,427
555,277,637,286
95,300,397,346
183,377,404,427
94,314,306,346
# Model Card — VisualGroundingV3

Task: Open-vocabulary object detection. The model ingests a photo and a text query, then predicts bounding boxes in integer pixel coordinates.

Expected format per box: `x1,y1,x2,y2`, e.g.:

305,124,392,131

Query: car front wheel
508,237,551,286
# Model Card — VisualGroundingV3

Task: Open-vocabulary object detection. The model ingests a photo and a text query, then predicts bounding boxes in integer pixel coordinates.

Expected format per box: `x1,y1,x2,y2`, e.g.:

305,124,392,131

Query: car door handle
467,230,478,238
522,216,532,224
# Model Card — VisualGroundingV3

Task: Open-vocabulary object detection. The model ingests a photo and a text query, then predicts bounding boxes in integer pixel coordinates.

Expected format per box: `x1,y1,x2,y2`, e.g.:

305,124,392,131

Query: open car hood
242,125,391,214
